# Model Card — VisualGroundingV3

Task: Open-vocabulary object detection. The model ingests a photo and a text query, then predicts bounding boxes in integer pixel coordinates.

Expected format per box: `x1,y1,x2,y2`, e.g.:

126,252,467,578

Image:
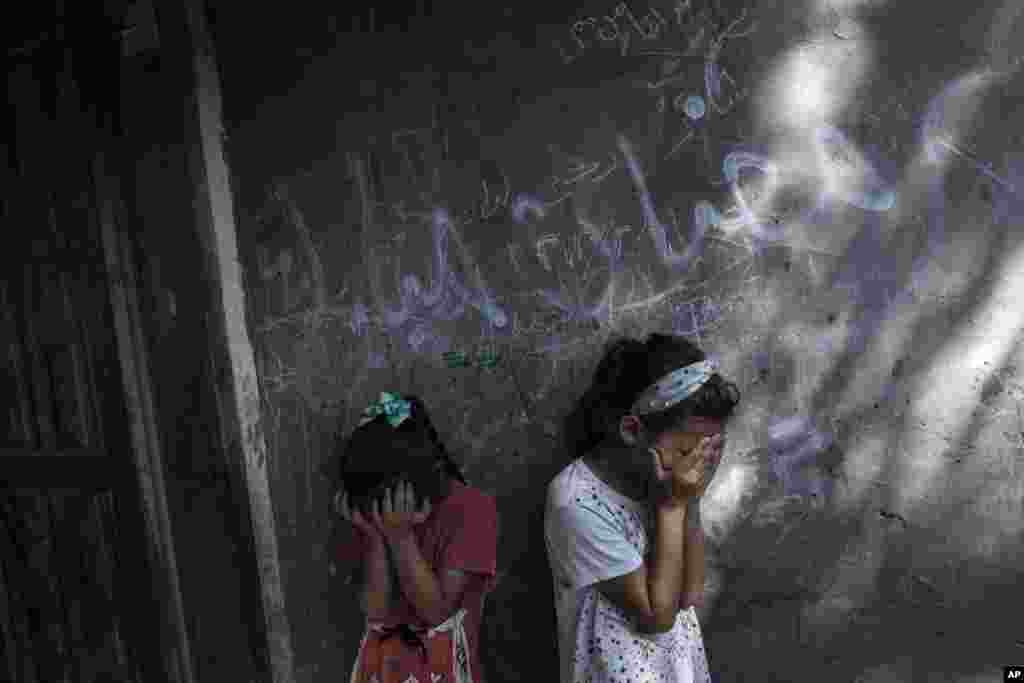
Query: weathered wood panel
2,6,192,680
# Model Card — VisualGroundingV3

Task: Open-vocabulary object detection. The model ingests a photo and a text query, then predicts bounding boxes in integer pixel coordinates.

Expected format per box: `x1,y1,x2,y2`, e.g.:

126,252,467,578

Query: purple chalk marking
672,298,723,336
919,70,998,164
722,150,785,242
380,299,411,329
814,126,896,212
705,60,721,105
918,70,1019,195
685,94,707,120
370,206,507,353
511,194,547,224
766,416,833,498
407,325,431,352
619,134,714,270
477,300,507,328
752,350,771,372
349,301,370,336
697,200,721,231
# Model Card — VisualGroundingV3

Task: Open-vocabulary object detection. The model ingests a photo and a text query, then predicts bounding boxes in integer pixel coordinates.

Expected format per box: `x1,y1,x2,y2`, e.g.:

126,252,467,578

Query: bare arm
358,536,397,619
594,436,716,634
683,433,724,611
597,505,688,634
390,535,473,626
681,499,704,610
371,481,474,627
336,491,399,619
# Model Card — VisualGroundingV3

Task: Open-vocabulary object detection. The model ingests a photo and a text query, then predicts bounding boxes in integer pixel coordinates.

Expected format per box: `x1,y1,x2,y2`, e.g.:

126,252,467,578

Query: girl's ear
618,414,646,446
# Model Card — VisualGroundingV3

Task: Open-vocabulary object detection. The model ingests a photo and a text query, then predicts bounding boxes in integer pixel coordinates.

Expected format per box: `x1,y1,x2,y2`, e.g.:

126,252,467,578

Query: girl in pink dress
331,393,498,683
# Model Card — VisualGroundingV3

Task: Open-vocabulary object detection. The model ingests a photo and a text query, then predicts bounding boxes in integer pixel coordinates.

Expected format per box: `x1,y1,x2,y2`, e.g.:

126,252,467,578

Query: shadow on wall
216,0,1024,680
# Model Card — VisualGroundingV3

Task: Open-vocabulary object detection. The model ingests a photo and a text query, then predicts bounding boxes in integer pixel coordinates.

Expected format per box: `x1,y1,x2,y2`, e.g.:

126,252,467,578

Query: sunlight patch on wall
828,322,906,417
703,463,757,544
836,433,889,512
903,241,1024,514
743,21,876,256
967,479,1024,557
914,68,1008,173
756,31,872,133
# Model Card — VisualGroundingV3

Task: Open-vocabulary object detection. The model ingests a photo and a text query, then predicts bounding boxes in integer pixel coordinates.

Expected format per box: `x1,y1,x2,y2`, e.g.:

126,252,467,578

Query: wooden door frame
175,1,296,679
93,150,197,683
5,39,195,682
113,1,296,681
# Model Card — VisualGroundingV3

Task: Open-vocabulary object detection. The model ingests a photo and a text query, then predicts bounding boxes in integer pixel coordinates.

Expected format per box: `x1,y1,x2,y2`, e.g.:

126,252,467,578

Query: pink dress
336,481,498,683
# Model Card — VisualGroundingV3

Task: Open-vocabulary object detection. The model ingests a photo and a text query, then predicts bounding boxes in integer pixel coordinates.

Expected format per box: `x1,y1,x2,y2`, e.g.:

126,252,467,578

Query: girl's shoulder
439,480,496,515
546,459,591,508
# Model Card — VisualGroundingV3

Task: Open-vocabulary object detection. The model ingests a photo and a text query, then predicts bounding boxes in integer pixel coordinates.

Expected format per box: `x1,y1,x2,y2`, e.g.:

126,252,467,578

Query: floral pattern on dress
350,609,476,683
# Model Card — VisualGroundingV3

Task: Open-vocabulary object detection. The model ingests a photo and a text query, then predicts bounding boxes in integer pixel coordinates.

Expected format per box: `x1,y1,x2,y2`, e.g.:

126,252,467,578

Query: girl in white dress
545,333,740,683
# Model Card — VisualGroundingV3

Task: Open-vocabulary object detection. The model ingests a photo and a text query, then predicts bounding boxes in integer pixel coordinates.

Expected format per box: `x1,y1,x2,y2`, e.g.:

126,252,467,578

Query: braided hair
562,333,741,460
329,394,467,516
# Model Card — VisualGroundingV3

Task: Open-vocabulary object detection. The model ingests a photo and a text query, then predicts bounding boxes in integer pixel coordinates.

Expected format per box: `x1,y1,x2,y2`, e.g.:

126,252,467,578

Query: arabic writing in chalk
555,2,672,64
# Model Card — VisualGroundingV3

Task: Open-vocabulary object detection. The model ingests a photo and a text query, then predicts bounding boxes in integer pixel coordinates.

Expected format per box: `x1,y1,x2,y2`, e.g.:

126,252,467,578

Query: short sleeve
547,502,643,589
439,490,498,578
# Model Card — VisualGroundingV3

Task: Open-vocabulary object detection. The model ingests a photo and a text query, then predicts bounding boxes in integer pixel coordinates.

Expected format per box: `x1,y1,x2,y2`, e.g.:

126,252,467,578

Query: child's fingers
402,480,413,513
682,437,711,467
382,486,394,515
689,456,706,485
677,449,706,489
412,500,431,525
370,498,384,527
394,481,405,514
696,435,722,461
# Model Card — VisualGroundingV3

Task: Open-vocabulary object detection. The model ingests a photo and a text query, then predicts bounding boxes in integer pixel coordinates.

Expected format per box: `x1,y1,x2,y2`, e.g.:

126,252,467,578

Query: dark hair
562,333,741,459
328,394,467,515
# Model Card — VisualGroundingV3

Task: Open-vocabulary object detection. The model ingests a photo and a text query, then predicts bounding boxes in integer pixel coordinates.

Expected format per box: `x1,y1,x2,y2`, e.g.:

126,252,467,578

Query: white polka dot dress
546,459,712,683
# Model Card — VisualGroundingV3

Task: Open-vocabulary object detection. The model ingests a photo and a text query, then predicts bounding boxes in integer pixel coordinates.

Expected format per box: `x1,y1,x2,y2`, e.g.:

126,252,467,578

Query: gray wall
215,1,1024,680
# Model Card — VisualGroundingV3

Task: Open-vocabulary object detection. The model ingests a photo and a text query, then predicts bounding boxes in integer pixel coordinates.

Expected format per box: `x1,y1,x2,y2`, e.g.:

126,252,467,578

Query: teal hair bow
358,392,412,428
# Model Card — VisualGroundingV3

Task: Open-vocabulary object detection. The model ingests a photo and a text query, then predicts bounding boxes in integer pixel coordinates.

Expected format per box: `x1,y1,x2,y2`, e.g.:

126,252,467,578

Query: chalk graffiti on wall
253,51,1020,424
357,154,510,349
670,295,725,337
555,0,752,65
554,0,757,169
766,415,835,499
442,349,500,369
619,134,720,269
636,6,757,163
556,2,672,64
354,126,893,354
548,153,622,196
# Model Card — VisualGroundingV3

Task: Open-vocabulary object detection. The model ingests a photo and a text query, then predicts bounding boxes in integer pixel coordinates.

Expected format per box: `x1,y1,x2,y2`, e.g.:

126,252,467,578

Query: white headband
629,360,718,416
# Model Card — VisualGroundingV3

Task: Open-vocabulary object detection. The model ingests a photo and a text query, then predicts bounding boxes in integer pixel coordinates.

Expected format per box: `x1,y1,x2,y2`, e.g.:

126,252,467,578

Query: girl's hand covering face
649,433,724,505
367,479,432,543
336,490,383,542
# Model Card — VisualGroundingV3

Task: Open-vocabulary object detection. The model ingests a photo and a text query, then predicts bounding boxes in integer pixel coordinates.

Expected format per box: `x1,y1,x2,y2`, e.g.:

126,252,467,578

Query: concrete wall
215,1,1024,680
